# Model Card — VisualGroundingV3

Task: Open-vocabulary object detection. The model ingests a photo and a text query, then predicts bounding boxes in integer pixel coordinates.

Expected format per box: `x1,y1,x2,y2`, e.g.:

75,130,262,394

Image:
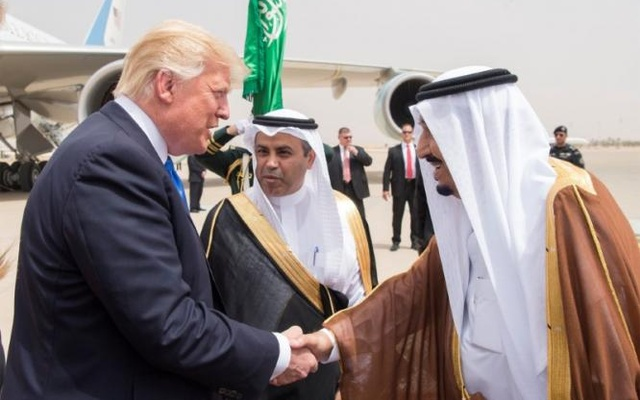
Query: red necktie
343,150,351,183
406,144,414,179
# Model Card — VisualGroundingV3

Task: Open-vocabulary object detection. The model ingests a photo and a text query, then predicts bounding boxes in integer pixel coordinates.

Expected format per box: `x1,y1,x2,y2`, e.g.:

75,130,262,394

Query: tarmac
1,146,639,351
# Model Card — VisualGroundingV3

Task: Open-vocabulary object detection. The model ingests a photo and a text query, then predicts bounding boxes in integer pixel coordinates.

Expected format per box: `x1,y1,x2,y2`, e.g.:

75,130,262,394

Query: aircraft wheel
8,161,21,190
18,161,40,192
0,162,10,191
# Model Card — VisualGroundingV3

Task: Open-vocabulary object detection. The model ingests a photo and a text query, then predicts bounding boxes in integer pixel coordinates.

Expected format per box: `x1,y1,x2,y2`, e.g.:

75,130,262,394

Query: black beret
554,125,568,134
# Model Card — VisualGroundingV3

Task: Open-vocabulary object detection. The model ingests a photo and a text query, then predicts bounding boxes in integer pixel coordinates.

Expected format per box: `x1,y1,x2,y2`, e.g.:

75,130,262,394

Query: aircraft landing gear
0,160,41,192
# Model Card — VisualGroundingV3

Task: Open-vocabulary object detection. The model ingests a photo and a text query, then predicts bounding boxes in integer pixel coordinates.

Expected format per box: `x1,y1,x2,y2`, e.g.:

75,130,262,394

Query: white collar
268,185,308,208
115,96,167,163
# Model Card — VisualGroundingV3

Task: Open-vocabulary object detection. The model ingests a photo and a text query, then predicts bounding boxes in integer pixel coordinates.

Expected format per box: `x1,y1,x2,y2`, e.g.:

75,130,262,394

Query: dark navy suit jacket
2,102,278,400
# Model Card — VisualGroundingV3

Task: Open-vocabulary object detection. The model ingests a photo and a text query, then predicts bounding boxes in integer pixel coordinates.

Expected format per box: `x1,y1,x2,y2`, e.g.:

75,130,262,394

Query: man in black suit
382,123,422,251
2,20,316,400
188,155,206,212
328,127,372,219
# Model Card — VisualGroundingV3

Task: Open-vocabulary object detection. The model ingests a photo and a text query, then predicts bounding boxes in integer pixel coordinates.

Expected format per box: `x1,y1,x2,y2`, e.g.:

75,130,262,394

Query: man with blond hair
2,20,316,400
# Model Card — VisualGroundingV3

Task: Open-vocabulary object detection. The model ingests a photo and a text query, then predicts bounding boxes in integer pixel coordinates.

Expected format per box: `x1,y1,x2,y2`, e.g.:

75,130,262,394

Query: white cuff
270,332,291,380
320,328,341,363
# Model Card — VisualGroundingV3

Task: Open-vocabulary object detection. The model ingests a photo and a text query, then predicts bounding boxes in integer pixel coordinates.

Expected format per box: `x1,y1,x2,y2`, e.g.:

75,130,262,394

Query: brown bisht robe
326,159,640,400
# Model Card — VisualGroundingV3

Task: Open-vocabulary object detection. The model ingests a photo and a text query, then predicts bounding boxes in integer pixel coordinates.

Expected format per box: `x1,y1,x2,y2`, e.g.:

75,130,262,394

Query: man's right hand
382,191,390,201
270,326,318,386
231,118,252,135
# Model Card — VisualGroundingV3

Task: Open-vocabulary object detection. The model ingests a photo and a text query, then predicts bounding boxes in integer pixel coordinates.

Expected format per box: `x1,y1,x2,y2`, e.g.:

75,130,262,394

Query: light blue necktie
164,157,188,208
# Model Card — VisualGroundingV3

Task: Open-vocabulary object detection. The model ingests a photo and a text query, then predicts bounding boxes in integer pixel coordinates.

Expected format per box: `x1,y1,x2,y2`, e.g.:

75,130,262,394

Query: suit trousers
391,179,419,245
341,181,366,220
189,181,204,210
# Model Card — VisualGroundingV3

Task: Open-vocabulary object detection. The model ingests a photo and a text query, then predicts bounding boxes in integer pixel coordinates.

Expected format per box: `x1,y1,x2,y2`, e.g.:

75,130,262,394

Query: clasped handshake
269,326,335,386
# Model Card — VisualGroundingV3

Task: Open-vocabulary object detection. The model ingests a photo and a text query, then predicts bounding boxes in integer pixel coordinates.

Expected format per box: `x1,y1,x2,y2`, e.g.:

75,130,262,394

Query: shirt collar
115,96,167,163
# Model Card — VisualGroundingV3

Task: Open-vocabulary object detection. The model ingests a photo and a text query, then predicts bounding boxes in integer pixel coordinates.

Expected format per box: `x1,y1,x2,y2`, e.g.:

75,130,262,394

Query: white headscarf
243,109,364,305
410,66,557,398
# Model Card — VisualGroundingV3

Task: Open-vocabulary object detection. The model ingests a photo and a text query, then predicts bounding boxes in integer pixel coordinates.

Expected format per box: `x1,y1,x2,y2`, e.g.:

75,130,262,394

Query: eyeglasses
402,131,412,134
342,136,353,139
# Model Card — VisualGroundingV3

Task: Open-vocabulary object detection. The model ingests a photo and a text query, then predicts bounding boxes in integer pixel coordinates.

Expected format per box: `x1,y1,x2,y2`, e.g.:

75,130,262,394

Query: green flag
242,0,287,115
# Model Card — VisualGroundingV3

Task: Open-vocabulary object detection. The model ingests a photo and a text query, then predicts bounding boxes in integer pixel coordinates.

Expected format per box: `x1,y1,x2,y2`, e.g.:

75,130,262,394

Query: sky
5,0,640,146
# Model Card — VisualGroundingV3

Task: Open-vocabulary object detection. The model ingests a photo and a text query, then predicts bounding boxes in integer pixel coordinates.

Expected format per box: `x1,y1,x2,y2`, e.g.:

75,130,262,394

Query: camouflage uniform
549,144,585,168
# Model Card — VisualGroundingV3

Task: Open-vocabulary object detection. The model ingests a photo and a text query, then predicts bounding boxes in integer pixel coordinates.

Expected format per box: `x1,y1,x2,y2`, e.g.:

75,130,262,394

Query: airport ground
1,146,639,351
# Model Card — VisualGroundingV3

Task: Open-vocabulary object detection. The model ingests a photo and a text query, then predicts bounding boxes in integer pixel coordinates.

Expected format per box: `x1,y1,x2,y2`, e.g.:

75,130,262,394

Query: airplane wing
0,42,437,121
0,43,126,122
0,0,134,192
282,59,438,97
0,42,438,191
283,59,394,87
1,0,438,192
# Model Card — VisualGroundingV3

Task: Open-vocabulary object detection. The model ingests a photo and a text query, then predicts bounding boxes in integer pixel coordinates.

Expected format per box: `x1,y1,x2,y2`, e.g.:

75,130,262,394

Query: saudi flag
242,0,287,115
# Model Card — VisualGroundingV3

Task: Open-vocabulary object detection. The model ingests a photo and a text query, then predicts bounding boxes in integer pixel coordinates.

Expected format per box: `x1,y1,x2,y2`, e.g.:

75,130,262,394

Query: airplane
0,0,439,192
0,0,127,191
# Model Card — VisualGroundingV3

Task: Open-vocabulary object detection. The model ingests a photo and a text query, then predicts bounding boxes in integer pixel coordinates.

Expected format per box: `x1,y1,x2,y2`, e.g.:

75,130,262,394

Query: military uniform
195,127,253,194
549,144,585,168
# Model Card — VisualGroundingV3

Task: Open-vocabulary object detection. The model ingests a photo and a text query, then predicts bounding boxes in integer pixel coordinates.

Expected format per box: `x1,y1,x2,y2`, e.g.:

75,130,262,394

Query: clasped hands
269,326,335,386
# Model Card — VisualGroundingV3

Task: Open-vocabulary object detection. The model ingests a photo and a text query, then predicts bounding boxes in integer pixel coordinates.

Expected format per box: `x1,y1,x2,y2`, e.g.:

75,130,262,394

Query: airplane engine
78,59,124,122
373,72,435,140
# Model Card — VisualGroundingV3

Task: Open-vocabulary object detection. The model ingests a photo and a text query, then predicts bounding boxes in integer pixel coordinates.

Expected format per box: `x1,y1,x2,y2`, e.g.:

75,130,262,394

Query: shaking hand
298,329,335,363
270,326,318,386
